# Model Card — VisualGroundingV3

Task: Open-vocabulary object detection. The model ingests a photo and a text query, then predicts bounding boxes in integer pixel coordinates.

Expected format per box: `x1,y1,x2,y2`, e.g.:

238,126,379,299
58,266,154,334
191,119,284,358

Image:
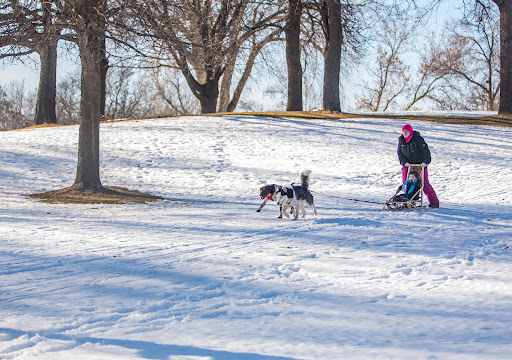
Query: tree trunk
182,67,220,114
322,0,342,112
73,0,105,190
497,0,512,114
286,0,303,111
34,42,58,125
218,61,235,113
198,78,220,113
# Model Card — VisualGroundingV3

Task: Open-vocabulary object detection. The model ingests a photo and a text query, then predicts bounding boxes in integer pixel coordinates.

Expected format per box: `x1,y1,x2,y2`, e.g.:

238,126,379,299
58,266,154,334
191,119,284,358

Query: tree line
356,1,501,112
2,2,509,123
0,0,511,195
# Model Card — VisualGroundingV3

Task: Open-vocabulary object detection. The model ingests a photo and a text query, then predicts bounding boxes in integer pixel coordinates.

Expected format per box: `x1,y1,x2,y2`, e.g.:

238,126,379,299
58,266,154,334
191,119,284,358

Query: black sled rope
346,198,387,205
328,194,388,205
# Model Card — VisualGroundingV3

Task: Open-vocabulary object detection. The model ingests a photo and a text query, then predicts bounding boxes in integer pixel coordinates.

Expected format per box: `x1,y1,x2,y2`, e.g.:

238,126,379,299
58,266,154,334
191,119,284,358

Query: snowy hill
1,114,511,359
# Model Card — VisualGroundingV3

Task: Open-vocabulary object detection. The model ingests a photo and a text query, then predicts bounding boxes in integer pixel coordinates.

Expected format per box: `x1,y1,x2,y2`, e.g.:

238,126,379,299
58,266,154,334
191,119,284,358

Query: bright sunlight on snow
1,114,511,359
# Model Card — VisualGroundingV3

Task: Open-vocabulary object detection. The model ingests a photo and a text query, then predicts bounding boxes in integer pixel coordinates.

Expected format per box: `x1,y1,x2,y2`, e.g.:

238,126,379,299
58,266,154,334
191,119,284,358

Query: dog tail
301,169,312,188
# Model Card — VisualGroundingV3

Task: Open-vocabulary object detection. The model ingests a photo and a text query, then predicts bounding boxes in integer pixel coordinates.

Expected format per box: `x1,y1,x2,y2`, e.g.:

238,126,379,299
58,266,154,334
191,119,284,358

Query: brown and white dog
257,184,288,218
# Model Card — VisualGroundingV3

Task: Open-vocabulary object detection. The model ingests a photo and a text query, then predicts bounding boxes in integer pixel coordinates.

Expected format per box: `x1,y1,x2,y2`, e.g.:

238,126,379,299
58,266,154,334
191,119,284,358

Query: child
391,170,422,202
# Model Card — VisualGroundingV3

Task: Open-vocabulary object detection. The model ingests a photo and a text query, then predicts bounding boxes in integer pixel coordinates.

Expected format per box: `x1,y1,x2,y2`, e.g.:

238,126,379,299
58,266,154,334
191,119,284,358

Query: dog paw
256,209,261,212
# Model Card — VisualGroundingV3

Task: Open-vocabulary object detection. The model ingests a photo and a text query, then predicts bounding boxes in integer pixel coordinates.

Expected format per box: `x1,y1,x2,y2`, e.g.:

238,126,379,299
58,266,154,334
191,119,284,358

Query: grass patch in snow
29,186,163,204
219,110,512,127
13,111,512,130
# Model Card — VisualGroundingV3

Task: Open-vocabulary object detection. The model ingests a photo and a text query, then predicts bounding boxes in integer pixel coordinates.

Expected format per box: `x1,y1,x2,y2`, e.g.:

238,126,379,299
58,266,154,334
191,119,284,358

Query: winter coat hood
399,130,421,142
402,124,414,143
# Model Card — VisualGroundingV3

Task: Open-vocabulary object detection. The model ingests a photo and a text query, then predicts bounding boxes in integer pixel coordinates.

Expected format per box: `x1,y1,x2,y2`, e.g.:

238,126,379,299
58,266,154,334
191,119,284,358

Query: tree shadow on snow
0,328,299,360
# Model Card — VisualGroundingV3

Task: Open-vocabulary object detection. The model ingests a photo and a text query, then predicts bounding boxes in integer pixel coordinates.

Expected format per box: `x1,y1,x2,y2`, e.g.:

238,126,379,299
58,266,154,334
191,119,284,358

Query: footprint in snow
277,264,301,277
386,293,407,300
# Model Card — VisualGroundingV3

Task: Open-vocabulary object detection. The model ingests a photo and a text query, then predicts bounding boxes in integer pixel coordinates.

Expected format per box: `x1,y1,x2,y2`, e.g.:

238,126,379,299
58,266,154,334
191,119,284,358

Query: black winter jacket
397,131,431,166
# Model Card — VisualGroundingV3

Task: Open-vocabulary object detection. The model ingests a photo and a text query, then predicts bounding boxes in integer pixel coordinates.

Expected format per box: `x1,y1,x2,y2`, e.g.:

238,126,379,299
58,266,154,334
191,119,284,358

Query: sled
385,164,425,211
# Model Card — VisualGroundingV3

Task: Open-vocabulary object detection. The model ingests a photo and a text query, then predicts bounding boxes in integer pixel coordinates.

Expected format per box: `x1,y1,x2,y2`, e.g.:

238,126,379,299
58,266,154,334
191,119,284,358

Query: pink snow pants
402,166,439,207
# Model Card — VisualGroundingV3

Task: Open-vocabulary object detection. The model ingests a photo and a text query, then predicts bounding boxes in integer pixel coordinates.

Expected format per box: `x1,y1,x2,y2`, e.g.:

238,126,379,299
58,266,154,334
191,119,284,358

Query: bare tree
300,0,383,112
402,35,451,110
312,0,364,112
321,0,342,112
458,1,501,110
150,67,200,115
123,0,285,114
356,17,412,111
491,0,512,114
0,80,36,130
0,0,61,125
286,0,304,111
405,3,500,111
56,65,203,122
56,71,81,125
105,67,145,120
69,0,108,190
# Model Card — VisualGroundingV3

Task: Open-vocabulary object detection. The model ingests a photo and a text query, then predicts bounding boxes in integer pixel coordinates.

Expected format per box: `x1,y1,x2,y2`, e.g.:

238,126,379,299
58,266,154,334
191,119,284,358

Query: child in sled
391,170,422,202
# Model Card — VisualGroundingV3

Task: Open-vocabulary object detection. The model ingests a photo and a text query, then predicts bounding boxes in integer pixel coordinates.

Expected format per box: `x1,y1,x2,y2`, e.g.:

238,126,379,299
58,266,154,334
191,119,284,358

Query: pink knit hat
402,124,413,143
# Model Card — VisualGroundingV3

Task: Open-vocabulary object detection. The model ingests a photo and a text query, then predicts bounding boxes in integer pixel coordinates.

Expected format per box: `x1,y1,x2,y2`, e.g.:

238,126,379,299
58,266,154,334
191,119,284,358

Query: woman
397,124,439,208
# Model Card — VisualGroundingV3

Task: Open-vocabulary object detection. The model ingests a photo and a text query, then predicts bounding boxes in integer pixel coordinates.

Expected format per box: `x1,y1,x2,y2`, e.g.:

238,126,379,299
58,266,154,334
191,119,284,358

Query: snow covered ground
1,114,511,360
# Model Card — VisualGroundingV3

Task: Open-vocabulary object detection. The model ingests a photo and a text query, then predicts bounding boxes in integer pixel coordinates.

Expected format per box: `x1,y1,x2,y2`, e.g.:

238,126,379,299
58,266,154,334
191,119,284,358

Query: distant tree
286,0,304,111
424,4,500,110
0,80,36,130
301,0,373,112
56,66,202,122
123,0,285,114
321,0,342,112
150,67,201,115
104,67,145,120
402,35,451,110
0,0,60,125
491,0,512,114
356,17,412,111
395,2,499,111
311,0,364,112
56,71,81,125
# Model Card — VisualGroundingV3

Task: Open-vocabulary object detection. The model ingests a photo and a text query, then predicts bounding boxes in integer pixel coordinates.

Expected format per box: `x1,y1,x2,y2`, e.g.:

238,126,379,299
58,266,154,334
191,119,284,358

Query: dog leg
293,197,299,220
257,198,268,212
282,203,290,218
300,201,306,218
312,203,318,216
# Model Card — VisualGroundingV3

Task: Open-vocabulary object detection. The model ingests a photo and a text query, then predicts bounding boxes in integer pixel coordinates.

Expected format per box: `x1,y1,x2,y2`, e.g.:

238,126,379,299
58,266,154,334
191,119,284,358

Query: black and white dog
258,183,296,218
276,170,318,220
